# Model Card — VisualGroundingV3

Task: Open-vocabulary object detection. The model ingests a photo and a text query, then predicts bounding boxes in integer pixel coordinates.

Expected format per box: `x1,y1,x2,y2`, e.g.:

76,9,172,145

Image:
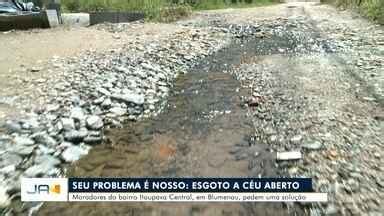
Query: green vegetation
188,0,275,10
61,0,275,21
62,0,166,13
61,0,183,21
325,0,384,24
359,0,384,23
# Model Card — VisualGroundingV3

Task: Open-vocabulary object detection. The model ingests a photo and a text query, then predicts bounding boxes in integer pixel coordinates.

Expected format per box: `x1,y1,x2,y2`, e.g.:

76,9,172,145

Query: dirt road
1,2,383,216
0,23,181,122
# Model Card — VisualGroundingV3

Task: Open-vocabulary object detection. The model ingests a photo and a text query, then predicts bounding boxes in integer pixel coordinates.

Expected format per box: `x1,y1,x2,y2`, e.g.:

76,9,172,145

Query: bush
61,0,168,13
190,0,275,10
61,0,274,20
157,5,192,22
330,0,384,24
63,0,80,12
360,0,384,23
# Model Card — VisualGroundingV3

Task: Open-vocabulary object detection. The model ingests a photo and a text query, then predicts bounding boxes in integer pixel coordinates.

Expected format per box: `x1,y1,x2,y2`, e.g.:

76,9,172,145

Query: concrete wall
62,13,90,27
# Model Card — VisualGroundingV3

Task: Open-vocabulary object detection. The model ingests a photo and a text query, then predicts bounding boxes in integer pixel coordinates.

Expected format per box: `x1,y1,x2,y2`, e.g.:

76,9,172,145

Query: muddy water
38,39,301,216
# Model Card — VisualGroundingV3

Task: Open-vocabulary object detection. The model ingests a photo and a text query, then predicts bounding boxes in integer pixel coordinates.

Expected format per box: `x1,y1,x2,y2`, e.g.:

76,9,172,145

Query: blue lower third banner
21,178,327,202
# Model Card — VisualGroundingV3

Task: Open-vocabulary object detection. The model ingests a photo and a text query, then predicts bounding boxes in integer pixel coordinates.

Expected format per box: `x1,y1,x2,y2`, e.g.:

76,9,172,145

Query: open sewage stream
36,8,339,215
36,35,309,215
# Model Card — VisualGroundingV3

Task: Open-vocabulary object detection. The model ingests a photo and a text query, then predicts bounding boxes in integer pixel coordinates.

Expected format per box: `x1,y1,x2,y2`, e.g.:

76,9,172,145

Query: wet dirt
37,38,304,215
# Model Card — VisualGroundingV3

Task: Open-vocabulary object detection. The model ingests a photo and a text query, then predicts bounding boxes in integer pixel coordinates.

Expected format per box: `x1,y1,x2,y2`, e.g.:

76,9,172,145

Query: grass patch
360,0,384,23
61,0,276,21
324,0,384,24
190,0,276,10
61,0,175,21
157,5,192,22
61,0,167,13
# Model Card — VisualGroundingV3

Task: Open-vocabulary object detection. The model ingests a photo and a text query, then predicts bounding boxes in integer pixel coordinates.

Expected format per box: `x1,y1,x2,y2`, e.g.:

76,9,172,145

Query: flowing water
38,36,306,215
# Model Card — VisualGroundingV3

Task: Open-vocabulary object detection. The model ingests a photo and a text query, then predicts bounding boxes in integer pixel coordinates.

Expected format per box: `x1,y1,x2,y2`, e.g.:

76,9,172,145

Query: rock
83,136,103,145
345,178,359,193
141,62,161,72
373,152,380,158
302,141,323,150
5,120,22,133
46,104,60,112
107,118,123,128
20,118,40,131
70,95,82,106
30,67,42,72
10,145,35,156
235,152,248,161
247,97,262,107
0,135,12,143
36,145,55,155
101,98,112,108
23,202,44,216
0,96,16,106
0,165,15,173
0,185,10,208
97,87,111,96
375,177,384,188
158,86,169,93
70,107,86,121
31,132,57,146
276,151,302,161
346,203,361,215
61,145,89,163
0,153,23,167
5,176,21,194
60,118,75,131
93,97,105,105
103,82,114,89
14,136,35,146
34,155,60,166
362,97,376,102
24,164,57,177
56,142,72,150
24,155,60,177
64,128,88,142
88,130,102,137
367,211,382,216
109,107,126,116
112,92,145,105
116,66,130,73
290,135,303,144
86,115,103,130
325,204,339,215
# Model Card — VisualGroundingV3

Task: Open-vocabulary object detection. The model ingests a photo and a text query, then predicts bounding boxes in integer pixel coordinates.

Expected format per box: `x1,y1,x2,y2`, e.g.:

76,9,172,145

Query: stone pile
0,25,229,213
229,16,384,216
315,19,384,101
187,17,341,54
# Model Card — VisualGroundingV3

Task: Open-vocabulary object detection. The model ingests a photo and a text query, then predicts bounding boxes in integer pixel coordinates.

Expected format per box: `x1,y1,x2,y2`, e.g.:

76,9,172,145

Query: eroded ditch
34,14,338,215
34,35,309,215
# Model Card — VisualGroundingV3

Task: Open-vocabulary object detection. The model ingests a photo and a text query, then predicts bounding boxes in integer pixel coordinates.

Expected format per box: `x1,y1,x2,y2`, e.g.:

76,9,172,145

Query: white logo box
21,178,68,201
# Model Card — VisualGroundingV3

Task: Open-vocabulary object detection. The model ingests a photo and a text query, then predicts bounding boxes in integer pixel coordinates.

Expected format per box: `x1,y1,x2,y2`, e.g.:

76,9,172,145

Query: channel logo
27,183,61,195
21,178,68,201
